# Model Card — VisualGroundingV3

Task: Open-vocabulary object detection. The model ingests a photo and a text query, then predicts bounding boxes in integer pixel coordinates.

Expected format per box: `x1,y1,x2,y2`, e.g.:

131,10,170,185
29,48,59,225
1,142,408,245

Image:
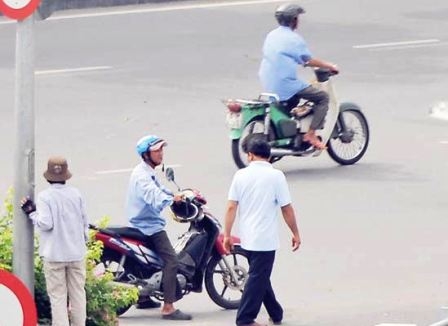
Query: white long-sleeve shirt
29,184,89,262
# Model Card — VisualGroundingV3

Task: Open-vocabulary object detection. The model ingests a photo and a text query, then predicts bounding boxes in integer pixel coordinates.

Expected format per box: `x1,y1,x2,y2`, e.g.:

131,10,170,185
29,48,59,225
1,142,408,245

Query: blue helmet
136,135,167,156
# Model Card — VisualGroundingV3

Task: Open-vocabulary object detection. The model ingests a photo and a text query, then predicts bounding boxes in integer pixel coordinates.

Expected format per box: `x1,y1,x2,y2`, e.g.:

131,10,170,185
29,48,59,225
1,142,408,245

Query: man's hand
292,233,301,252
20,197,36,215
173,193,184,203
329,63,339,74
223,235,234,254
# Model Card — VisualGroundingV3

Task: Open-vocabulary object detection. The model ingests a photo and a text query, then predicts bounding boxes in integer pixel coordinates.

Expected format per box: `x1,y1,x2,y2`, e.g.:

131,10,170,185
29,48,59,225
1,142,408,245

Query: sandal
303,134,327,150
162,309,192,320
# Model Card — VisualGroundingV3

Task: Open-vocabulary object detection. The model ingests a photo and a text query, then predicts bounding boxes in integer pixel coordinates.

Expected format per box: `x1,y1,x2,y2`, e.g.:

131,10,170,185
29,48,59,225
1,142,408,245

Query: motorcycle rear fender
215,234,241,256
229,106,265,140
230,105,289,140
95,232,133,255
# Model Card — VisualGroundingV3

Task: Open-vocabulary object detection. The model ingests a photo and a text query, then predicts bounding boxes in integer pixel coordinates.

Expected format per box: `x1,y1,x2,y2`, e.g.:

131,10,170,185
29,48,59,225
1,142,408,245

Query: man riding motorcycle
125,134,192,321
258,3,339,150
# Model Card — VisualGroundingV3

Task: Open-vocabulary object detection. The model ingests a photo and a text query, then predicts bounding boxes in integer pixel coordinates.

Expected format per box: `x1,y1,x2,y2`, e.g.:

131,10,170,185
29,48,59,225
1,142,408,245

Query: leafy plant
0,190,138,325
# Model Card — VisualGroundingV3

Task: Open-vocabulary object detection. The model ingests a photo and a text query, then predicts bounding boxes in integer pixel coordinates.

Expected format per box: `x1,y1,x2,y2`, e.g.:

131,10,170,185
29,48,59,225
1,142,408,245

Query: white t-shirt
228,161,291,251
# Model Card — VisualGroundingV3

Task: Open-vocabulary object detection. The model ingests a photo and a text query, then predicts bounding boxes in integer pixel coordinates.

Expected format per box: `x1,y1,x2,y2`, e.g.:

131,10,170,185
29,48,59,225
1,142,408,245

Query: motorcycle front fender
215,234,241,256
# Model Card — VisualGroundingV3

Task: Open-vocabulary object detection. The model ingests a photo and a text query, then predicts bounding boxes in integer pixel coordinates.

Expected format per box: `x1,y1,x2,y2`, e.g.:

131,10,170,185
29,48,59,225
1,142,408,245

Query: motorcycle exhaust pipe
270,148,298,157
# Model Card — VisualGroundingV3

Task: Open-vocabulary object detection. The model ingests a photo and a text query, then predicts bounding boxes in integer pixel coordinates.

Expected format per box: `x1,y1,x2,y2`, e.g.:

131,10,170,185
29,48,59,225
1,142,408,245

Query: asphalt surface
1,0,448,325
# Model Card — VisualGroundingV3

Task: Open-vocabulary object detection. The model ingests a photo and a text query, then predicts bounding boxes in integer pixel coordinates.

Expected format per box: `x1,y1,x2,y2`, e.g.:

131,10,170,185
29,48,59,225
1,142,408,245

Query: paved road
1,0,448,325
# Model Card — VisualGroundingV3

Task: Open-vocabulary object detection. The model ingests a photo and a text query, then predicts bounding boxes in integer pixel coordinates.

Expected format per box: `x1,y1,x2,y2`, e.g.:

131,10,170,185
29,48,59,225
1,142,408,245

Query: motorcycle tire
204,246,249,310
231,119,276,169
99,249,136,316
327,103,369,165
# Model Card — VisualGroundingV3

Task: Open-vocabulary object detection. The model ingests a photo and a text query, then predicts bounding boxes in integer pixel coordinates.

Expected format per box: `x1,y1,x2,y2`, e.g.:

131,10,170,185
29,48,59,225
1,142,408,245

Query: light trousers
43,260,86,326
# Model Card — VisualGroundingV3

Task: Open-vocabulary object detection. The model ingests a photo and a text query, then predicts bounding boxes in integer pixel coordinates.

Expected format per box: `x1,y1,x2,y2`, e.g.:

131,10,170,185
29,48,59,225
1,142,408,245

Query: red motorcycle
90,168,248,315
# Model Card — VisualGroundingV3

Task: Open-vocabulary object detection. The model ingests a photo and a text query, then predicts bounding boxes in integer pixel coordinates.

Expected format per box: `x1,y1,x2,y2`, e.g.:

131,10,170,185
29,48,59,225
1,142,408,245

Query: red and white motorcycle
90,168,248,315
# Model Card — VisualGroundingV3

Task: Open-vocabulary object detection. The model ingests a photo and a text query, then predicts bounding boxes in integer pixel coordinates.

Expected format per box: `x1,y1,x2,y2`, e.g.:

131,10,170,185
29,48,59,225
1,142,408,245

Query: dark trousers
236,250,283,326
280,85,329,130
145,230,179,303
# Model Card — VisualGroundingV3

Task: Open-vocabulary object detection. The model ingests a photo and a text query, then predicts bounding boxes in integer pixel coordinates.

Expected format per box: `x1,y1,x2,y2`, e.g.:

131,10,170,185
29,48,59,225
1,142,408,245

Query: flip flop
162,309,192,321
303,134,327,150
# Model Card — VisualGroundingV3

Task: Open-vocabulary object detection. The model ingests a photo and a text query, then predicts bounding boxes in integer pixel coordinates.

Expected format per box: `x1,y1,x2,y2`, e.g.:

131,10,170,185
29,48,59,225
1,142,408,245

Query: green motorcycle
224,68,370,169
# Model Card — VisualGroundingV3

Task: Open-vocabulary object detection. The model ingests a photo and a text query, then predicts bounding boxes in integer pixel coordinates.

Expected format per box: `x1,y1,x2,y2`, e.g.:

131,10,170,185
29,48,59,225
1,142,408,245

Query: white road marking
0,0,284,24
439,141,448,145
369,42,445,51
96,164,182,175
35,66,112,75
353,39,440,49
374,324,417,326
95,168,133,175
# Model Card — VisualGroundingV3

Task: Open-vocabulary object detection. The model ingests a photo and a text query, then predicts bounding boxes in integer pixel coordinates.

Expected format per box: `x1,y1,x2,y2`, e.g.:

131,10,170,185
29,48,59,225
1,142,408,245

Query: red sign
0,269,37,326
0,0,41,20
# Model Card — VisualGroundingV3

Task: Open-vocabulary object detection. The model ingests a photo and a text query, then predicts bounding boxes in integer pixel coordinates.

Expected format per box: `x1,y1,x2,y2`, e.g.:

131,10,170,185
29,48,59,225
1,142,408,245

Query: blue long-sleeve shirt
126,162,174,236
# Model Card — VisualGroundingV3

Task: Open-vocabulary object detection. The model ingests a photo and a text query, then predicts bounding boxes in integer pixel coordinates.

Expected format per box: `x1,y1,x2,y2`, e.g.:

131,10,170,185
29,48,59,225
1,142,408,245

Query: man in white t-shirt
223,135,301,326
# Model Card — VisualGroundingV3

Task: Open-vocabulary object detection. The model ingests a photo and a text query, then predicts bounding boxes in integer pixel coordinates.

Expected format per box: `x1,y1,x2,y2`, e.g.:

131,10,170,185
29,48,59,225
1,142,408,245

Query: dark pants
145,230,179,303
280,85,329,130
236,250,283,326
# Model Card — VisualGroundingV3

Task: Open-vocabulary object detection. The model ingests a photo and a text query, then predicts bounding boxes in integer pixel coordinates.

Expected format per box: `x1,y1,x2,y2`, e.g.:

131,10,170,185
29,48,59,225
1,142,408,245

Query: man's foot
269,317,282,325
239,323,267,326
135,297,161,309
303,133,327,150
161,309,192,320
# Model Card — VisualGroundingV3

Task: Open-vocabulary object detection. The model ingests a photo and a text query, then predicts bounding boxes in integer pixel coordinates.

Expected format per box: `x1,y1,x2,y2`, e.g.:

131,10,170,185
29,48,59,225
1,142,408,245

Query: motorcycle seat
103,226,147,241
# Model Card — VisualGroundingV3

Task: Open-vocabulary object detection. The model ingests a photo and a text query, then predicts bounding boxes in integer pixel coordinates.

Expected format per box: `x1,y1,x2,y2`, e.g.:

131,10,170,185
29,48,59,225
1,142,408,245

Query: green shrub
0,189,138,326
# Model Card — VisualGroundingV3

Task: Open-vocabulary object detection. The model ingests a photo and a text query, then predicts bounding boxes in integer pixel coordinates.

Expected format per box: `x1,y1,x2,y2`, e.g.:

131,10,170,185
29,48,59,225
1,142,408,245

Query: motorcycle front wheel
327,103,369,165
204,246,249,310
231,119,275,169
98,249,136,316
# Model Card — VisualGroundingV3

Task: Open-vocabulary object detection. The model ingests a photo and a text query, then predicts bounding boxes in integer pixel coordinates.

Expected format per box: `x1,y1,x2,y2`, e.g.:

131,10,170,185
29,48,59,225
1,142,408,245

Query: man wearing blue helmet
126,135,192,321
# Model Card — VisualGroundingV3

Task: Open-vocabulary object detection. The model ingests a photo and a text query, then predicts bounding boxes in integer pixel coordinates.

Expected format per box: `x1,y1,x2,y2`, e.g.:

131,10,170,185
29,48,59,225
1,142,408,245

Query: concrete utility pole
12,13,36,294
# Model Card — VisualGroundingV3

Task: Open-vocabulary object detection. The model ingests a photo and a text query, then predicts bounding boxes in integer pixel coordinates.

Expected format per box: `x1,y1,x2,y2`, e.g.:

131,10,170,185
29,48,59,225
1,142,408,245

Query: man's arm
306,58,339,73
281,204,301,251
223,200,238,253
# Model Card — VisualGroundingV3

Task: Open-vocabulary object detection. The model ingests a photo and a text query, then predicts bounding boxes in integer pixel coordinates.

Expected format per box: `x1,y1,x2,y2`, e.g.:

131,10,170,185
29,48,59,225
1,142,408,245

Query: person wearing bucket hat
20,156,89,326
126,134,192,320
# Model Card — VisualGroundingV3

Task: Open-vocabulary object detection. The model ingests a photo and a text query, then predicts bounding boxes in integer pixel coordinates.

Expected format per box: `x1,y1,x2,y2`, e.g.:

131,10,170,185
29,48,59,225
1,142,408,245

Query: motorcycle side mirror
165,167,175,182
165,167,181,191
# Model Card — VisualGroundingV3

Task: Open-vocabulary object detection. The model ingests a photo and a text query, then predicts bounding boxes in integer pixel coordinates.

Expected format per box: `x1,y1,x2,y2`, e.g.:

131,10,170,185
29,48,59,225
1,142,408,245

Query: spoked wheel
327,103,369,165
205,246,249,309
231,119,276,169
98,250,136,316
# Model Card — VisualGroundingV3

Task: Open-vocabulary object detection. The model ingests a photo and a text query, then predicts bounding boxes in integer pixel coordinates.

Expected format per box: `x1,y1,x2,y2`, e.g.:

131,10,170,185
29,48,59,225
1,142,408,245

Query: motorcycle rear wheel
99,249,136,316
204,246,249,310
231,119,275,169
327,103,369,165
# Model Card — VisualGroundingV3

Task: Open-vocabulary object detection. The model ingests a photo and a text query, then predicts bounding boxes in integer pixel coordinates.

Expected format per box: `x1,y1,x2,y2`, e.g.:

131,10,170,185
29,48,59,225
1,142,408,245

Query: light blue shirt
29,184,89,262
259,26,312,101
126,162,174,236
228,161,292,251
